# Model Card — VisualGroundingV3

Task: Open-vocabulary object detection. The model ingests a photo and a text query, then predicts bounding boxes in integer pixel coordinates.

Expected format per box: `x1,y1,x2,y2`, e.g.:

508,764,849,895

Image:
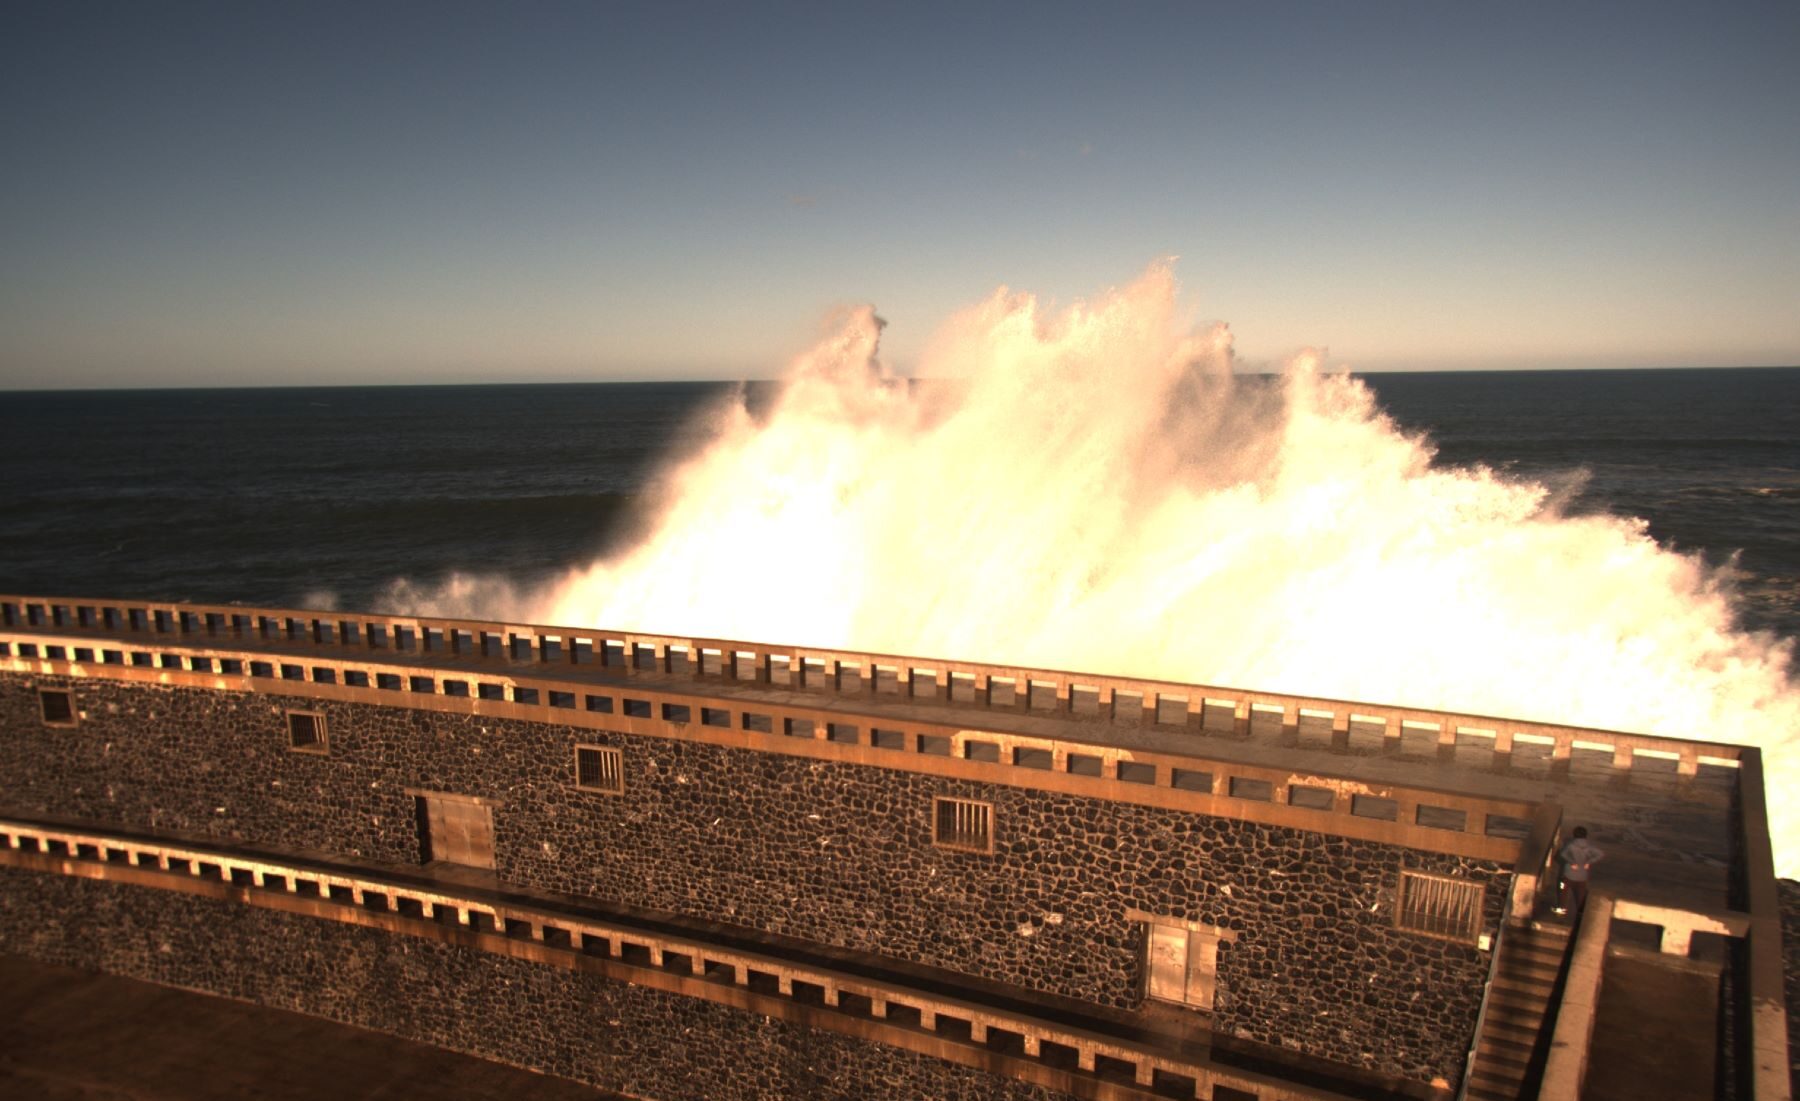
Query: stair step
1473,1051,1530,1074
1478,1034,1536,1058
1485,1017,1544,1041
1490,981,1550,997
1472,1051,1529,1074
1509,942,1567,959
1470,1063,1528,1089
1464,1083,1520,1101
1504,956,1564,977
1483,1007,1540,1029
1488,993,1549,1011
1474,1048,1532,1074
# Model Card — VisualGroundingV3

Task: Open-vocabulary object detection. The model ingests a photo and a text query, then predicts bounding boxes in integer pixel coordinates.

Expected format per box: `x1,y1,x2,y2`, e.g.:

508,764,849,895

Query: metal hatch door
419,794,496,870
1147,922,1190,1002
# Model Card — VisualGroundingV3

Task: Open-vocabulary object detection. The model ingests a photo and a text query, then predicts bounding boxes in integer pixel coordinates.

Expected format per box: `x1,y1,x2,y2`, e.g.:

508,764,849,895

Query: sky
2,1,1796,388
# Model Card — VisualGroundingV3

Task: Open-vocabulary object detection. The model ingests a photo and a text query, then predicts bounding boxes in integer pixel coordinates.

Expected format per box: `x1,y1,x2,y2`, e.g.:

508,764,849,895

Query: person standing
1558,826,1605,916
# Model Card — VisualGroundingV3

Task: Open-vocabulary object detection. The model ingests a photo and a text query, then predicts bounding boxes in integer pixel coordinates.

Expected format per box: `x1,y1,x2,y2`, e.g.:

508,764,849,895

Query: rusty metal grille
933,797,993,853
285,710,325,753
1396,870,1483,940
575,745,624,794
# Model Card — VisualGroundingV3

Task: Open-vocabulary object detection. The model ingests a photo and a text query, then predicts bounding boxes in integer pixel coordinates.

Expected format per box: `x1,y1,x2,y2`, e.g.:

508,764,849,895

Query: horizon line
4,362,1799,396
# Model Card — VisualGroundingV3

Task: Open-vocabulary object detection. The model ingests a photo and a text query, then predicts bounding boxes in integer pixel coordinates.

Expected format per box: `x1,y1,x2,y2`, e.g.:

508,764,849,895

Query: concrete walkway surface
0,954,618,1100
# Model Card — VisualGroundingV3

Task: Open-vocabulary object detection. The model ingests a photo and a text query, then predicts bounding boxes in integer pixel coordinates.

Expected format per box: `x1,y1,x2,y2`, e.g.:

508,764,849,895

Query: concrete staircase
1464,921,1573,1101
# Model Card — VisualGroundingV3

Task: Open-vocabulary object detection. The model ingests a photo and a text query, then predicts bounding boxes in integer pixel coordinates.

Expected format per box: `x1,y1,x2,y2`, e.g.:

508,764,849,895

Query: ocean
2,367,1797,643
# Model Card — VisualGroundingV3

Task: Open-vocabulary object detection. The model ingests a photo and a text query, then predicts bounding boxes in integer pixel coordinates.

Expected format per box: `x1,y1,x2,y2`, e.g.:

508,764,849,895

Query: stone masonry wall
0,866,1074,1101
0,672,1509,1086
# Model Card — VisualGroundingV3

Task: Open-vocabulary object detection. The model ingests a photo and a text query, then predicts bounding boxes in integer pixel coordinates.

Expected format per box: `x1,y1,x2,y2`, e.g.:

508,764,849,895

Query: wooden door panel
420,795,496,870
1148,924,1188,1002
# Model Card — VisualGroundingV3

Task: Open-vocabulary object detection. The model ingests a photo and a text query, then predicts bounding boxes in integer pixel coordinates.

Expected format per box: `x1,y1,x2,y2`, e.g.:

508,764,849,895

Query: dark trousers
1561,877,1589,914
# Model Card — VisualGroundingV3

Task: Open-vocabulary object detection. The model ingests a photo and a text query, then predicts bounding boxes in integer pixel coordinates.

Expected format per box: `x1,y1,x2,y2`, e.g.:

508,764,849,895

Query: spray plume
382,263,1800,871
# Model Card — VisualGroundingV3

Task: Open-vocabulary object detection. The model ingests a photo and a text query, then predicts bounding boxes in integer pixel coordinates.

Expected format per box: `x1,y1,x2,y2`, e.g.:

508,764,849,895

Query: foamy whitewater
380,263,1800,872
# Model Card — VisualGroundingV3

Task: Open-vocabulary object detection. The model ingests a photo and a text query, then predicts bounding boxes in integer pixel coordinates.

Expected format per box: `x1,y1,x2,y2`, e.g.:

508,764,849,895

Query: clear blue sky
3,1,1796,388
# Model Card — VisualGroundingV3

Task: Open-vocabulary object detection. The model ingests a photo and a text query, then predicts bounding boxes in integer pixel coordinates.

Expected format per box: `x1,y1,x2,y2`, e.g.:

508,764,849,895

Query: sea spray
380,263,1800,872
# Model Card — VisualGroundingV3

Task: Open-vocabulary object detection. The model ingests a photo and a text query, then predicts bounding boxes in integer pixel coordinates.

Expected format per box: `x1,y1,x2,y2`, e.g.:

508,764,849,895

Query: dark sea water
2,367,1797,641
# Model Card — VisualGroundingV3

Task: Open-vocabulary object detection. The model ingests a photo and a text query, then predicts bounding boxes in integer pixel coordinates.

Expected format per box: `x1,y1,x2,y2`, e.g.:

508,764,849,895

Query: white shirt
1561,837,1604,882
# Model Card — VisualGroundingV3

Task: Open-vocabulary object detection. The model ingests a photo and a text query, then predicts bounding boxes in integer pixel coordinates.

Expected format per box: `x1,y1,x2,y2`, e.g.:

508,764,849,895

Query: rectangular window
1067,753,1104,777
1227,776,1273,802
1171,768,1214,793
39,689,76,727
1396,870,1483,941
1145,920,1234,1011
1289,784,1335,810
1117,760,1157,784
287,710,327,754
932,796,993,854
575,745,624,794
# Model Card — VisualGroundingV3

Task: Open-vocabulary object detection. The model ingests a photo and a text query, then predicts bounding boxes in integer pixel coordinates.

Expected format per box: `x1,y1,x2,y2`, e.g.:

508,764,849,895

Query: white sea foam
382,263,1800,872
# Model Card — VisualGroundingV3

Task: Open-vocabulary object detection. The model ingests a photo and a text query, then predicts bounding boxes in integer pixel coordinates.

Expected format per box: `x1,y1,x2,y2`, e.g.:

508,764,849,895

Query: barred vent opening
575,745,624,794
1396,870,1482,941
39,689,75,727
286,711,326,753
932,797,993,853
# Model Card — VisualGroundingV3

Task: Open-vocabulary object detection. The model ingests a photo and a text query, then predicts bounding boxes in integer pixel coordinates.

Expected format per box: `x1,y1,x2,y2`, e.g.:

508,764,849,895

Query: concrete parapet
1541,895,1615,1097
0,593,1748,786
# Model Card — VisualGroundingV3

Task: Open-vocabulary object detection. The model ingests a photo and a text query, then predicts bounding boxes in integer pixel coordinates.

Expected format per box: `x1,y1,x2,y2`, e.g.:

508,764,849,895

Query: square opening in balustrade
39,689,76,727
286,710,327,754
574,744,624,794
932,796,994,854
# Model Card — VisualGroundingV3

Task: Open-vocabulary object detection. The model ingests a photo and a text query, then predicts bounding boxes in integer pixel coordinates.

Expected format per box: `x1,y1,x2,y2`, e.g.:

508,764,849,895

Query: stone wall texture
1777,878,1800,1098
0,671,1510,1086
0,866,1074,1101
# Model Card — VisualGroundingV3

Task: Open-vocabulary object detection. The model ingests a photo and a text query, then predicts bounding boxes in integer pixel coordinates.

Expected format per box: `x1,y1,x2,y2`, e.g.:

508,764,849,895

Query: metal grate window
1396,870,1483,941
286,710,326,753
932,796,994,853
575,745,624,794
39,689,76,727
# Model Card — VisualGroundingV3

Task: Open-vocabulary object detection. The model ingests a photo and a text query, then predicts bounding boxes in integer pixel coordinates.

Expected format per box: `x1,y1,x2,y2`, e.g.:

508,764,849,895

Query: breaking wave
379,263,1800,871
